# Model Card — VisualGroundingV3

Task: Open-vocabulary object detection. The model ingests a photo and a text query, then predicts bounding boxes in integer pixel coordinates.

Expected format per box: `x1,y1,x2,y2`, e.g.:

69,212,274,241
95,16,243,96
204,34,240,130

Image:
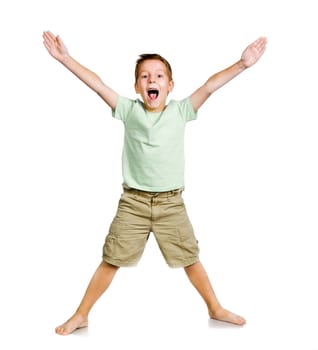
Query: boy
42,31,267,335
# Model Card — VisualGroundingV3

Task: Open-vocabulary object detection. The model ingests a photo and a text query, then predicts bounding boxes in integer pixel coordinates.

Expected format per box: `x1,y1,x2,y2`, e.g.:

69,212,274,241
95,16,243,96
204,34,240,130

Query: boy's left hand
241,37,267,68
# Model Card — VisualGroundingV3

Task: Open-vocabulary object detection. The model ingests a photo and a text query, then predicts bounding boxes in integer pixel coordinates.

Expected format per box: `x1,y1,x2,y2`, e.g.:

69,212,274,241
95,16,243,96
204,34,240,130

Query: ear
134,82,140,94
168,80,174,93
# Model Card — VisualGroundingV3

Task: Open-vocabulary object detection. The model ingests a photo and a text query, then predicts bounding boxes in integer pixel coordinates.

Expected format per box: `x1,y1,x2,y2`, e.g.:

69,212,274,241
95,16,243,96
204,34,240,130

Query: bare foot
55,313,88,336
209,306,246,326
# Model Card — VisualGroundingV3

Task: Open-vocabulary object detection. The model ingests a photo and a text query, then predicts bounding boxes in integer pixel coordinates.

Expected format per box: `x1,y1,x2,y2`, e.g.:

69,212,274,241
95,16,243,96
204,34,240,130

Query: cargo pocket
103,221,147,267
177,223,199,257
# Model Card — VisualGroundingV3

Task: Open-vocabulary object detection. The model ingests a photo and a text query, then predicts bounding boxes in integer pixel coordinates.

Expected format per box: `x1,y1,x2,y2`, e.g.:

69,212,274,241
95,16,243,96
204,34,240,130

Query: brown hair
135,53,173,83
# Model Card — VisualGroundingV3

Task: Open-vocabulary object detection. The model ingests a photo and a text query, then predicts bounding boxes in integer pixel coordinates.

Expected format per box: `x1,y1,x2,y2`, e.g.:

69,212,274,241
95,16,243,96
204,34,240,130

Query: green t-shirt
112,96,197,192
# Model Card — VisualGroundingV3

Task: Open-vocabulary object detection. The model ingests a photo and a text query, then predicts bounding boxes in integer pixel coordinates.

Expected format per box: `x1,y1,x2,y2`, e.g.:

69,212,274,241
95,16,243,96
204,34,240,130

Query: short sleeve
112,96,135,122
177,97,198,122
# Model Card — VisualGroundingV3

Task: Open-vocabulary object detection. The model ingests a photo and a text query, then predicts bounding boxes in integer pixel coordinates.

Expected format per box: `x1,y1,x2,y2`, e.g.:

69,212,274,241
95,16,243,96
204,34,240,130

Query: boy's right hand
42,30,118,109
43,31,69,62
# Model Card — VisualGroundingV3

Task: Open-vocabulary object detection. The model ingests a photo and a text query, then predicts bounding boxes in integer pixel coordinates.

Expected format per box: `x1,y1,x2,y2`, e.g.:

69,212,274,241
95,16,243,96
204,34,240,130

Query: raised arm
42,31,118,109
190,36,267,112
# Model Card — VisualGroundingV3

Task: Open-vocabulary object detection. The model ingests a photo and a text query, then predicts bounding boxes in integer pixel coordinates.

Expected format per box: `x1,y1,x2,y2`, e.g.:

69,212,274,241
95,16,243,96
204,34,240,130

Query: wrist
237,59,248,71
61,53,72,66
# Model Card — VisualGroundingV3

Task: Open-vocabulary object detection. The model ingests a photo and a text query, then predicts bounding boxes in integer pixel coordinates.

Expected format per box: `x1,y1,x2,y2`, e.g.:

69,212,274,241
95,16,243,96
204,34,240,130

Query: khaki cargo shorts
103,186,199,268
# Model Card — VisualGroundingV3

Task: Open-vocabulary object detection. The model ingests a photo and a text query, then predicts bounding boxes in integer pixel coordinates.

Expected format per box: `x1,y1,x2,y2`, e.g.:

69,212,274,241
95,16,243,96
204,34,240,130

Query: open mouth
147,89,159,100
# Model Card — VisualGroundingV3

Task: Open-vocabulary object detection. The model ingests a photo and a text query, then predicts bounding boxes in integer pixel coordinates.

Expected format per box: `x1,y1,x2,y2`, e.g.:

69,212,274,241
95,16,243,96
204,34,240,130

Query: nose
149,75,156,83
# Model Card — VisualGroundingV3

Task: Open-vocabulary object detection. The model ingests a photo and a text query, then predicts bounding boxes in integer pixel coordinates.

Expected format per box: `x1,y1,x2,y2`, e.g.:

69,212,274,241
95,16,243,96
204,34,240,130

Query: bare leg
55,261,119,335
184,261,246,325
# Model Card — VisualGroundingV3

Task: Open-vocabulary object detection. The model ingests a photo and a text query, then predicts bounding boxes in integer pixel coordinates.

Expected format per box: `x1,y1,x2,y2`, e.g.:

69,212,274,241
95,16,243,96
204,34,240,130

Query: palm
43,31,69,61
241,37,267,68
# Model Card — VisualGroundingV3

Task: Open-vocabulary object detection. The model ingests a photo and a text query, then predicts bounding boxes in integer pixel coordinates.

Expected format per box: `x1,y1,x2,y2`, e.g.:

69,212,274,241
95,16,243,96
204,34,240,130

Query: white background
0,0,317,349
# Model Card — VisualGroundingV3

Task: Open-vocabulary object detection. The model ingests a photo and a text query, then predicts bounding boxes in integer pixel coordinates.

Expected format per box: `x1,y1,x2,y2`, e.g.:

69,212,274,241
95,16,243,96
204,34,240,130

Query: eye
141,74,148,79
157,74,163,78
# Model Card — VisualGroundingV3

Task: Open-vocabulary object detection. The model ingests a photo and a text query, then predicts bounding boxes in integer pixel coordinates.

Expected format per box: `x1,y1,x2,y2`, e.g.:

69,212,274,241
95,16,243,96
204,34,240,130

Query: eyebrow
139,69,166,75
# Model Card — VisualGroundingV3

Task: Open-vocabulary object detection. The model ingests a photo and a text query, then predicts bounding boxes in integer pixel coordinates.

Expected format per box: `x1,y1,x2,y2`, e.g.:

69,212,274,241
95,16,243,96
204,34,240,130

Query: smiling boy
43,31,267,335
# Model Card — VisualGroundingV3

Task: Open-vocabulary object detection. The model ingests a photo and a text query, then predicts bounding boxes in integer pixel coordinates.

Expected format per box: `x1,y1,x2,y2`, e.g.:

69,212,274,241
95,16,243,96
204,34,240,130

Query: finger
256,38,267,55
56,35,64,47
45,30,56,39
43,31,57,46
255,37,267,49
43,31,52,46
43,41,49,51
248,37,266,56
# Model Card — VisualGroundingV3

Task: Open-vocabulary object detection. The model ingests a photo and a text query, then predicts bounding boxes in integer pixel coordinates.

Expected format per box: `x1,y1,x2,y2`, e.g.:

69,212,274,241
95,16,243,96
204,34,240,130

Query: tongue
149,93,157,100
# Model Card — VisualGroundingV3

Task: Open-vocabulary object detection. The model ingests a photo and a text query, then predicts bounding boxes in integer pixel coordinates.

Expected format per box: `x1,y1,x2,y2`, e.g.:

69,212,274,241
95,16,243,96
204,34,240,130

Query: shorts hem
167,257,200,269
103,256,139,268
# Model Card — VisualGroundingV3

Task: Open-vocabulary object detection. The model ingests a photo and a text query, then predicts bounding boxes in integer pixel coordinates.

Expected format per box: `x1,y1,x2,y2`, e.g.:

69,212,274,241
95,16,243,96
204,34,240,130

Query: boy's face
135,59,174,112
